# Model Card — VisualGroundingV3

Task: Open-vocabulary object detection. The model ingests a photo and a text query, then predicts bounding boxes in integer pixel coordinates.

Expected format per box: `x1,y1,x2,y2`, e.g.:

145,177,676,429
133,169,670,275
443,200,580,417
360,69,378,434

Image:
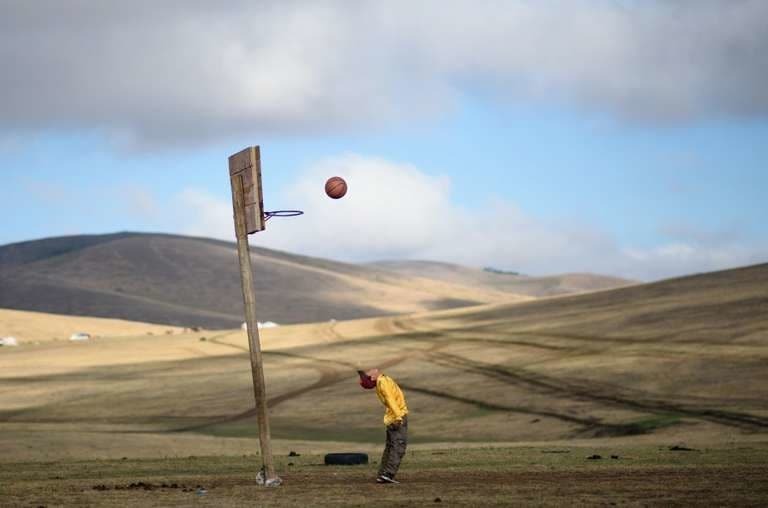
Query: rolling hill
0,262,765,462
0,233,526,329
369,260,635,297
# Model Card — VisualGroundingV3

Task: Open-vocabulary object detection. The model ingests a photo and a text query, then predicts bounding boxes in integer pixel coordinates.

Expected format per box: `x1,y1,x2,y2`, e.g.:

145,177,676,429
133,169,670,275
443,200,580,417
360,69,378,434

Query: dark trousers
379,415,408,478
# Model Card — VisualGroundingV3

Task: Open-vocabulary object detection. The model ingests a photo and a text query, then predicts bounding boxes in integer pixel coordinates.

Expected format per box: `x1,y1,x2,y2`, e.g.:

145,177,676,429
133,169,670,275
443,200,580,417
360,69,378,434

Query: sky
1,0,767,281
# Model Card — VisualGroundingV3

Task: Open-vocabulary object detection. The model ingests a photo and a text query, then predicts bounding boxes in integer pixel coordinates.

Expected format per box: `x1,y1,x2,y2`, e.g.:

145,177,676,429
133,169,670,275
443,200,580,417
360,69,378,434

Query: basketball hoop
263,210,304,221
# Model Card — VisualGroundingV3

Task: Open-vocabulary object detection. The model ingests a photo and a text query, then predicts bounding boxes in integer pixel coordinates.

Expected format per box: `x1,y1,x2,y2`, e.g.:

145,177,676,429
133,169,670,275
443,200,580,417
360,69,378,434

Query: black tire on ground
324,453,369,465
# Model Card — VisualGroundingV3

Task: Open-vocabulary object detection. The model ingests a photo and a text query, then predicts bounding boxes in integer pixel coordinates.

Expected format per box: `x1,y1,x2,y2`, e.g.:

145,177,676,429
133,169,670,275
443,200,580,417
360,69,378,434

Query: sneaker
377,475,399,484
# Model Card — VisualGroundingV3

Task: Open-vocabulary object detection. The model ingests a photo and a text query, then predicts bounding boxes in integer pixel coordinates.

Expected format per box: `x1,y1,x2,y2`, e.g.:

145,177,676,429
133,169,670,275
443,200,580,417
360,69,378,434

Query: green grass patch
622,414,683,433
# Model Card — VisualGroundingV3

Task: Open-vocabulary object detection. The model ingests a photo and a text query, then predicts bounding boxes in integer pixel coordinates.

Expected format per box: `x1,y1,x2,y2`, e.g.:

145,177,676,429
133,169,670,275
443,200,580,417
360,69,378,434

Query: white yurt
242,322,280,331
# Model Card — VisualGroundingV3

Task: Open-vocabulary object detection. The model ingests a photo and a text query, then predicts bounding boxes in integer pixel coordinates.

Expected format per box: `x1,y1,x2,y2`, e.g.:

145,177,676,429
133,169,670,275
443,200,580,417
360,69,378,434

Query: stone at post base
256,468,282,487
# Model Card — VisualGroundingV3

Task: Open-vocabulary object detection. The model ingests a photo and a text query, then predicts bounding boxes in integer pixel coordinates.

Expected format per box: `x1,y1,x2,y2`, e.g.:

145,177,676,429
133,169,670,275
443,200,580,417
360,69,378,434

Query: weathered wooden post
228,146,280,486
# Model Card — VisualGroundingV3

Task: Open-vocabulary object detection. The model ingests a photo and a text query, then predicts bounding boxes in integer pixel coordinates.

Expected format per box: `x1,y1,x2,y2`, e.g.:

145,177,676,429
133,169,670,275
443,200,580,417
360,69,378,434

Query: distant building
69,332,91,341
0,336,18,346
241,321,280,331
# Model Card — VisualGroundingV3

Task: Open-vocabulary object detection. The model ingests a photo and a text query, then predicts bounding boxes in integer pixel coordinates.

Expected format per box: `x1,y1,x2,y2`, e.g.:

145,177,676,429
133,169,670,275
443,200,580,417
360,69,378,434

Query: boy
358,368,409,484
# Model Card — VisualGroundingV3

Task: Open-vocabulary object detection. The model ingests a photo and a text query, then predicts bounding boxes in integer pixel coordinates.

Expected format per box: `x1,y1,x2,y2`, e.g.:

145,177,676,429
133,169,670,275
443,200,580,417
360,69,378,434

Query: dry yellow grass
0,308,184,344
0,263,766,464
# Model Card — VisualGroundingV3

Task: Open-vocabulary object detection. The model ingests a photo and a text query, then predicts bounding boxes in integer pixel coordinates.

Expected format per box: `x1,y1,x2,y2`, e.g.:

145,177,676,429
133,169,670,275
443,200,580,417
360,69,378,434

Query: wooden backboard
229,146,265,234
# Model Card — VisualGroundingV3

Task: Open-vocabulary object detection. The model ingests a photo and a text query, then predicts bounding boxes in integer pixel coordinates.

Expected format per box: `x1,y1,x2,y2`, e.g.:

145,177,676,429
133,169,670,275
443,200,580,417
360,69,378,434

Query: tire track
422,350,768,430
179,324,768,433
172,333,447,433
397,384,625,432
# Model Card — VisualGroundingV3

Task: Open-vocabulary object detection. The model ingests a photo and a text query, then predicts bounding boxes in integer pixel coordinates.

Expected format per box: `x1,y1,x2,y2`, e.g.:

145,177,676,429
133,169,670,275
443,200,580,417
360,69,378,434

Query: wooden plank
228,146,256,176
228,147,278,485
228,146,265,234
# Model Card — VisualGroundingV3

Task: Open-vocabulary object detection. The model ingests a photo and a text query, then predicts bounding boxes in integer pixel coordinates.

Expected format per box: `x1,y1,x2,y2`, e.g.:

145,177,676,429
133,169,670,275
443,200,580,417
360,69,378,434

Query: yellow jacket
376,374,408,426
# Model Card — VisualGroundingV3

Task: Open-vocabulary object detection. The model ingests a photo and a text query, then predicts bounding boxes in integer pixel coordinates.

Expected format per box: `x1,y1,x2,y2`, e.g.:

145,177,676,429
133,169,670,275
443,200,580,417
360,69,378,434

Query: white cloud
174,154,768,280
1,1,766,146
264,155,460,260
176,188,233,238
621,242,767,280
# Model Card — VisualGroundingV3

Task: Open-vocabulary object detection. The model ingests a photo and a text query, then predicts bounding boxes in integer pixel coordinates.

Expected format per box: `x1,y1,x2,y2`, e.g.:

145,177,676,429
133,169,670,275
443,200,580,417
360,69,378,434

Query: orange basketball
325,176,348,199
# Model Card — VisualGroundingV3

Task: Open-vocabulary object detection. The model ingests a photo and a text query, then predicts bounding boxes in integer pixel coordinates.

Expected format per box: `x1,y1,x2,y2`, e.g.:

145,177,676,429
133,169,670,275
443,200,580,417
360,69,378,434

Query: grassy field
0,308,184,343
2,446,767,506
1,263,767,505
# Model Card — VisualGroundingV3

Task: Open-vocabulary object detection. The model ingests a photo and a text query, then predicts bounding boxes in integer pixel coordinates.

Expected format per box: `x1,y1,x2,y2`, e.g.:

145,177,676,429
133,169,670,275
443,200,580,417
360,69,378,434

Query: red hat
357,370,376,390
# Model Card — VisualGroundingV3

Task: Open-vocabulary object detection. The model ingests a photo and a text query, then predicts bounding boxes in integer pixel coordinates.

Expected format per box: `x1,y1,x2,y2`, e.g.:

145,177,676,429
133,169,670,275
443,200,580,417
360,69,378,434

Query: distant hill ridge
0,232,513,328
368,259,634,297
0,232,139,266
0,233,632,328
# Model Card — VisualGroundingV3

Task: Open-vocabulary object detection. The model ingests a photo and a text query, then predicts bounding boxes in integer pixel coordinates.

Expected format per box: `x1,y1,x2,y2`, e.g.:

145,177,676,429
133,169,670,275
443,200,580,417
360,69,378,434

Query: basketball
325,176,348,199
